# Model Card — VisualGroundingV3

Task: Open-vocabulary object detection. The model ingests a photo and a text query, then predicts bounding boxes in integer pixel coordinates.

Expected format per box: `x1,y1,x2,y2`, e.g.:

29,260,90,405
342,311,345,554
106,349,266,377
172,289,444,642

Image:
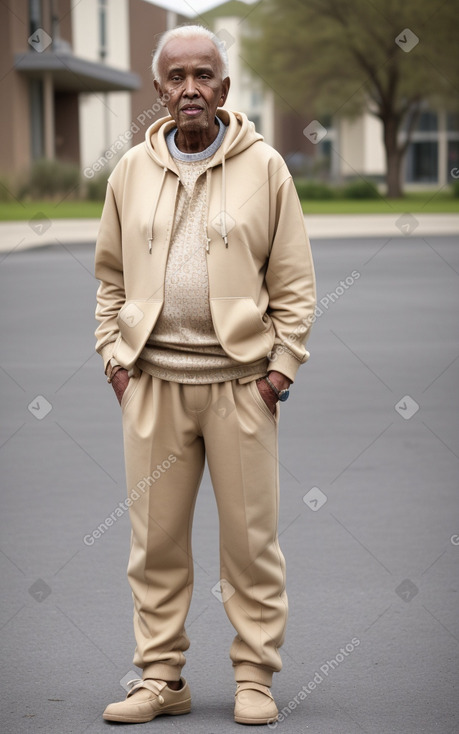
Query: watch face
279,390,290,402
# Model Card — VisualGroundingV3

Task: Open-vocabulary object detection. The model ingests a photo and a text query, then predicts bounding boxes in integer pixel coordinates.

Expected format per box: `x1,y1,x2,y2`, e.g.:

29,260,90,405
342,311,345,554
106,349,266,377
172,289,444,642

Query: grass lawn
0,200,104,221
301,191,459,214
0,192,457,221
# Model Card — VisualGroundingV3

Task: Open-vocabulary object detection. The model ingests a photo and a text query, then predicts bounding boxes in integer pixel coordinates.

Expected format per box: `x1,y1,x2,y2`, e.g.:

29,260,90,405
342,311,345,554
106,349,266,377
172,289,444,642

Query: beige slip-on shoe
234,681,278,725
103,677,191,723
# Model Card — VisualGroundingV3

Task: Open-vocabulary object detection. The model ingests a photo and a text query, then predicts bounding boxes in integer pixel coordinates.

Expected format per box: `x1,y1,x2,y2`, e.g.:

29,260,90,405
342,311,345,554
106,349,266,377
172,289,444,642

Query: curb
0,214,458,254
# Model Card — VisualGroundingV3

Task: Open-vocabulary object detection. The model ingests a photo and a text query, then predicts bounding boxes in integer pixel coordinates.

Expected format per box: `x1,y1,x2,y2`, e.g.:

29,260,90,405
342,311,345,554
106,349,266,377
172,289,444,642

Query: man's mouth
180,105,204,116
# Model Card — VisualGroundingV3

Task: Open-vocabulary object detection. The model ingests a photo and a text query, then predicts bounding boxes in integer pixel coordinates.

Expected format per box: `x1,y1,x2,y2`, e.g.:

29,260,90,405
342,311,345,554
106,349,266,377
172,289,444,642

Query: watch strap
263,375,290,401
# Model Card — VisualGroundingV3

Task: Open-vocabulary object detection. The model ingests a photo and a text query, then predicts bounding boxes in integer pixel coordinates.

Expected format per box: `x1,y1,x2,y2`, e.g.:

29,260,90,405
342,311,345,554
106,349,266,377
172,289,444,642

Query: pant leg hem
233,664,275,686
142,663,183,682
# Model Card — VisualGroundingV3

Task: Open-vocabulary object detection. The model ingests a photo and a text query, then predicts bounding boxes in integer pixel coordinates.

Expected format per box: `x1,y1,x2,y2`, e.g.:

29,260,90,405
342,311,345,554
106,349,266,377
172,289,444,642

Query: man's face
154,36,230,138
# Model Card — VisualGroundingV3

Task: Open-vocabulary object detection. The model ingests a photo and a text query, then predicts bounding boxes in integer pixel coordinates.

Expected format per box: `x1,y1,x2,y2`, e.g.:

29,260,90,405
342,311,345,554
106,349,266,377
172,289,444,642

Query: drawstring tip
223,235,228,248
206,237,211,253
148,238,153,254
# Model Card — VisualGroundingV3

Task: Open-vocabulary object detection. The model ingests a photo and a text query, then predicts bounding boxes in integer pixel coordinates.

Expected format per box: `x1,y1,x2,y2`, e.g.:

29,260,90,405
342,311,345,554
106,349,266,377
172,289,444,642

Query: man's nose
183,75,198,96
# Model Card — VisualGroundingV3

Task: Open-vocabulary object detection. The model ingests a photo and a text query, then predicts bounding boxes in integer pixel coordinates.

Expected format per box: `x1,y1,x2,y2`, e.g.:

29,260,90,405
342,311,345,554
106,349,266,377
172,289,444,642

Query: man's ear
154,79,167,105
220,77,230,107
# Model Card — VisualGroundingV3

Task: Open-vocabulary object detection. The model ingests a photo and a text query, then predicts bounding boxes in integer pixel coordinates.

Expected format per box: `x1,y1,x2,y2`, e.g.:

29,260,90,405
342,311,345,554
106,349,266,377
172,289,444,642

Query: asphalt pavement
1,229,458,734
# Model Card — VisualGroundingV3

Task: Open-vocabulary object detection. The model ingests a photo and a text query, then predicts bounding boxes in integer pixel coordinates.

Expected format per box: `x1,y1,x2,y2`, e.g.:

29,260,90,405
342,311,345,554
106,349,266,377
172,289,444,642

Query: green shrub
451,179,459,198
294,178,380,200
341,180,380,199
294,180,336,200
26,158,81,198
0,175,16,202
86,174,109,201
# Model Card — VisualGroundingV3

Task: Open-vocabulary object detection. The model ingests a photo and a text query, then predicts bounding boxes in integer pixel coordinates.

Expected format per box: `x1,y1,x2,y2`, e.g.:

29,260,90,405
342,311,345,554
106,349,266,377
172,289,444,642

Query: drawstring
148,166,168,254
205,157,229,254
220,156,228,248
205,167,212,253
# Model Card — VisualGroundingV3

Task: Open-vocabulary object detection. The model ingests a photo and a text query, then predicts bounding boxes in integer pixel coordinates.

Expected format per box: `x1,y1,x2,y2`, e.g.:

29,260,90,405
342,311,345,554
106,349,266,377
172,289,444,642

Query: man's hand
111,368,130,405
268,370,291,392
256,371,291,415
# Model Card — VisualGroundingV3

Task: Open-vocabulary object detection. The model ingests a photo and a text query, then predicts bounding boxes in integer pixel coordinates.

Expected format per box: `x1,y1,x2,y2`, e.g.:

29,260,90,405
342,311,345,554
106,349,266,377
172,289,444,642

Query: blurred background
1,0,458,214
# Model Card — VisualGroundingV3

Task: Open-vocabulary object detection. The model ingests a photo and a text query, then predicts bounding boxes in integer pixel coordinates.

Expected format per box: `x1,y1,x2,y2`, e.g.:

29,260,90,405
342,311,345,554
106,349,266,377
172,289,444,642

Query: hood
144,108,263,170
142,109,264,253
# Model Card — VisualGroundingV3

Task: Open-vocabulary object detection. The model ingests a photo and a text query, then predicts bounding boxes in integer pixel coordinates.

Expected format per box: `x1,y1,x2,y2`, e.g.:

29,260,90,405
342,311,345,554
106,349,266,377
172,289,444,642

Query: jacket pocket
210,297,274,363
114,300,163,369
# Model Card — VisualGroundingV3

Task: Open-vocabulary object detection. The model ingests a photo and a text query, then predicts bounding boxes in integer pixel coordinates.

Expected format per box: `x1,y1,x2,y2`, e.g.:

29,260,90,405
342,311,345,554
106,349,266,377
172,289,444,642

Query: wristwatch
263,375,290,402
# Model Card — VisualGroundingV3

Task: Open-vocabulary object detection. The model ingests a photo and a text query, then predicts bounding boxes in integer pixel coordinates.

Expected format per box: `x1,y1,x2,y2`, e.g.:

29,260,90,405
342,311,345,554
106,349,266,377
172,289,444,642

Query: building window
251,115,261,134
99,0,107,60
30,79,44,160
29,0,41,36
251,89,263,107
402,109,438,134
405,141,438,183
416,111,438,132
320,139,332,172
446,113,459,132
448,141,459,181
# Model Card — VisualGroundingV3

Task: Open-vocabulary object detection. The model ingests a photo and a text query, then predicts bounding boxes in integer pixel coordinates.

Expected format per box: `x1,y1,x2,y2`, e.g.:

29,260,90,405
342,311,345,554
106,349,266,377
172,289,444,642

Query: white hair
152,24,229,82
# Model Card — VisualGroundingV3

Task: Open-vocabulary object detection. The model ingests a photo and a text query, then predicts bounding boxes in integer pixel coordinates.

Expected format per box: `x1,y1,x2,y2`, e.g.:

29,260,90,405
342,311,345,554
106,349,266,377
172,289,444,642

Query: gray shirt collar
166,116,227,162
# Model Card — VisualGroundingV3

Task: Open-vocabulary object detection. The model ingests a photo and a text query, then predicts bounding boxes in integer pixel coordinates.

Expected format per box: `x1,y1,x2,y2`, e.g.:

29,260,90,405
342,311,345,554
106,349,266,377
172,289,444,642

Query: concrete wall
73,0,131,175
213,16,275,146
128,0,169,148
338,112,385,179
0,0,32,177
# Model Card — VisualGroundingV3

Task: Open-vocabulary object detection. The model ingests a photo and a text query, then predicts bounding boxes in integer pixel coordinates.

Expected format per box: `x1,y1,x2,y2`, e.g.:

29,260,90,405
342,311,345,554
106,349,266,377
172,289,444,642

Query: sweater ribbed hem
137,357,269,384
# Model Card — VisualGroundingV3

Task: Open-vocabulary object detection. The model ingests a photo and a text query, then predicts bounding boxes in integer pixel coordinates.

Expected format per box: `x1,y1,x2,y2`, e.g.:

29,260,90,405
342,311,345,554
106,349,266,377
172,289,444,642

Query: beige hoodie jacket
95,109,316,383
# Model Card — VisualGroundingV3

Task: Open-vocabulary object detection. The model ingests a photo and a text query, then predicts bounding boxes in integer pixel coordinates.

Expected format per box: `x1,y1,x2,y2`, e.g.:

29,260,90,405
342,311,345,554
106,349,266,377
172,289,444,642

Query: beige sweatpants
120,371,288,687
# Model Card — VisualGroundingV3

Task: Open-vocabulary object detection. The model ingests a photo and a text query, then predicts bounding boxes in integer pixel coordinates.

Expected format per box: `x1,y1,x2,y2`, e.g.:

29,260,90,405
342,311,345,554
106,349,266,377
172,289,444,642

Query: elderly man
95,24,316,726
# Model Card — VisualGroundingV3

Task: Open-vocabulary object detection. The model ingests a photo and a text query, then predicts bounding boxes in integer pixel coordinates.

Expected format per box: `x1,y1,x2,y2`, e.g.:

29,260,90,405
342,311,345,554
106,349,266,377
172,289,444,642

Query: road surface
1,233,458,733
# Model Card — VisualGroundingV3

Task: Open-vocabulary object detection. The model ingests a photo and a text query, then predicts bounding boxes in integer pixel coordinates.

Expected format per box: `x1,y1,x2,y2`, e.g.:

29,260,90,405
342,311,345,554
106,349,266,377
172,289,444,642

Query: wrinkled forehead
158,36,223,76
